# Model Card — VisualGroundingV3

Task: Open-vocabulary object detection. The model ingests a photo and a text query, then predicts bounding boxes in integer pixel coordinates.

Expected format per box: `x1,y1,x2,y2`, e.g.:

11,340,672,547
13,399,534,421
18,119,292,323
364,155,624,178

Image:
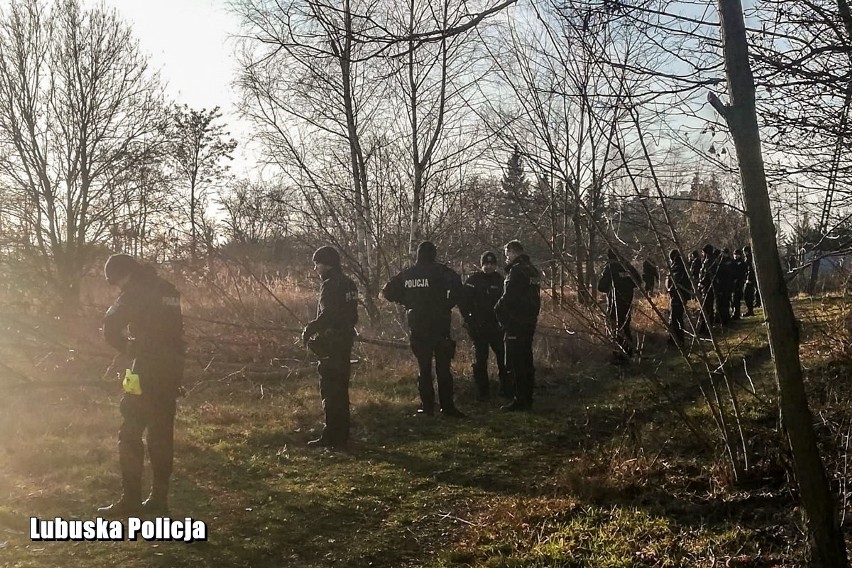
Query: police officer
496,241,540,411
597,248,640,362
99,254,184,516
301,246,358,449
460,251,509,400
715,248,734,327
381,241,465,417
731,249,747,319
743,245,757,317
666,249,692,344
697,244,719,335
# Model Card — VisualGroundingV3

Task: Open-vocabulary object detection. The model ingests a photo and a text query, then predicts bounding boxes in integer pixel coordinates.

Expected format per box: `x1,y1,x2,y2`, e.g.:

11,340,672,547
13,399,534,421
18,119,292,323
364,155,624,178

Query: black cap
481,251,497,265
702,243,715,255
416,241,437,263
104,254,138,283
312,246,341,267
669,249,680,261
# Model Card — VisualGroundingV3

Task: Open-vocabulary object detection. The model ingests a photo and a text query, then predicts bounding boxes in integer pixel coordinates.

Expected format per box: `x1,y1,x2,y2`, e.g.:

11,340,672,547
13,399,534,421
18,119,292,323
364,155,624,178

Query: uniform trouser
317,344,352,444
505,332,535,405
607,301,633,355
744,282,756,312
410,334,455,411
699,289,715,332
716,289,731,325
669,295,685,342
119,392,177,502
732,286,744,318
471,328,509,396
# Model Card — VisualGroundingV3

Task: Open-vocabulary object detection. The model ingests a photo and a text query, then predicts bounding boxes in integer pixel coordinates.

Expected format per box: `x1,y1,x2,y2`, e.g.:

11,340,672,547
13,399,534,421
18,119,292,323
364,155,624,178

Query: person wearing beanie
597,247,641,364
666,249,692,345
697,244,719,334
459,251,509,401
381,241,466,418
495,240,541,410
302,246,359,449
99,254,184,517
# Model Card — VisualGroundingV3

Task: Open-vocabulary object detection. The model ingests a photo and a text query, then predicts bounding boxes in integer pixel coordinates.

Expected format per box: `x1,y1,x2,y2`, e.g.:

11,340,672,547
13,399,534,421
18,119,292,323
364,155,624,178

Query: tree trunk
713,0,848,564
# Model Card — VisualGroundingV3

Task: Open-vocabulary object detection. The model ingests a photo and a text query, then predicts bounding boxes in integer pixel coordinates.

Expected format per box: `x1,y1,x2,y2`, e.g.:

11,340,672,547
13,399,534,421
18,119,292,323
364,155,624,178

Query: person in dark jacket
697,244,719,335
460,251,509,400
715,248,734,327
666,249,692,344
495,240,540,411
302,246,359,449
597,248,640,362
381,241,465,417
99,254,184,516
743,245,757,317
731,249,747,319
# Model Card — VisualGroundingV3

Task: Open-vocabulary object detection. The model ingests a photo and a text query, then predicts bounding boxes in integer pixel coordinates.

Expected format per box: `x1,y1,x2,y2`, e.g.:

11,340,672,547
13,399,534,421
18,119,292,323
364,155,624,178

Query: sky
94,0,258,175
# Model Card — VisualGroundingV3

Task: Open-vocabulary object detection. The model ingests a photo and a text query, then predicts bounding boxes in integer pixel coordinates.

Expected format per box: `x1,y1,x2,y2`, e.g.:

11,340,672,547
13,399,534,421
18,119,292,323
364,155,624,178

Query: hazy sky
96,0,258,173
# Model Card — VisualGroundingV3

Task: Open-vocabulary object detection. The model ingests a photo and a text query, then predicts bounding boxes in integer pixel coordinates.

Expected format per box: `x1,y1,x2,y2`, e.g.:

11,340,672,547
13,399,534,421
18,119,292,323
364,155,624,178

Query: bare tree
711,0,848,562
169,105,237,262
0,0,166,305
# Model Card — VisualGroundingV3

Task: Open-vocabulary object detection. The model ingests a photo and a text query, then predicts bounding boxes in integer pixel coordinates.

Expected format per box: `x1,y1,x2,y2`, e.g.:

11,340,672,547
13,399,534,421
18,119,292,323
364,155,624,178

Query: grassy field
1,286,850,567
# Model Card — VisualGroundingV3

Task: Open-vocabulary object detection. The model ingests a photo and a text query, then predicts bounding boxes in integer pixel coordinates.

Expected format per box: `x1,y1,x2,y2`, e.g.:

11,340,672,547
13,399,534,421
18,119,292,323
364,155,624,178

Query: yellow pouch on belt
123,369,142,395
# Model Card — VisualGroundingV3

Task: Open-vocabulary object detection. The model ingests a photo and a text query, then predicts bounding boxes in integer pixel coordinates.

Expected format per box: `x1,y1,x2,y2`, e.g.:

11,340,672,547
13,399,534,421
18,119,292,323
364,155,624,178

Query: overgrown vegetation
2,272,851,567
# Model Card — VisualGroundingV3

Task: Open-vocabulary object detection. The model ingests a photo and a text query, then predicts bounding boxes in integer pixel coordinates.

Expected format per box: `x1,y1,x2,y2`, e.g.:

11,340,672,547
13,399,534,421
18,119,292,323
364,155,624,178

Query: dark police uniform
104,264,184,512
382,246,464,416
495,254,540,409
715,249,734,326
461,264,509,399
304,266,358,447
666,250,692,343
698,245,719,334
597,254,639,358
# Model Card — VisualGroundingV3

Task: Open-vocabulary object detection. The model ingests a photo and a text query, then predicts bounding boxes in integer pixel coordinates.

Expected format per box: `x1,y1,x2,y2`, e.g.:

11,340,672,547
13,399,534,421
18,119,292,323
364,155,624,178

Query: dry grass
0,265,845,567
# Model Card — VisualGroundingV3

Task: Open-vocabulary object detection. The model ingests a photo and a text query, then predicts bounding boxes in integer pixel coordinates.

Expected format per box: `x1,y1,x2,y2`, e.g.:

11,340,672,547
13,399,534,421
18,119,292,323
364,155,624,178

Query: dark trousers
716,289,731,326
119,392,176,501
669,295,685,342
607,300,633,355
410,334,456,412
699,289,715,333
744,281,756,313
317,344,352,444
732,285,744,318
471,328,509,397
505,332,535,405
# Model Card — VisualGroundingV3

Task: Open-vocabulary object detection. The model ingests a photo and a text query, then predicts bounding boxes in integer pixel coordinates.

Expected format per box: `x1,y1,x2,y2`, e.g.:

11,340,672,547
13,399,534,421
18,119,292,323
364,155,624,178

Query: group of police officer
98,240,759,515
597,244,762,360
95,243,542,516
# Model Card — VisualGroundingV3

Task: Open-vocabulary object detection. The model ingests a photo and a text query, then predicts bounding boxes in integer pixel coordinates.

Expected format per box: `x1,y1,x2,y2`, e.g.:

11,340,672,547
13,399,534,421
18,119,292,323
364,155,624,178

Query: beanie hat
481,251,497,265
702,243,715,255
669,249,680,261
104,254,138,283
312,246,341,267
416,241,437,263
